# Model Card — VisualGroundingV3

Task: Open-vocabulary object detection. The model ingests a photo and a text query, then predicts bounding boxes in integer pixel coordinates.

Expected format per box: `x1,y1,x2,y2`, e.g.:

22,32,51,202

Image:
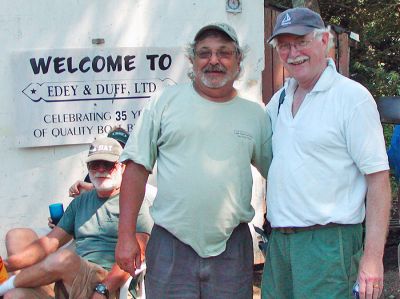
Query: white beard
198,72,230,88
195,64,239,89
89,167,122,192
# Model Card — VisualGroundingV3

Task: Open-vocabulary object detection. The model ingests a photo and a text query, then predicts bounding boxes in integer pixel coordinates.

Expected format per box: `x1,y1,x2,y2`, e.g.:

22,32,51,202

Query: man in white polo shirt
263,7,391,299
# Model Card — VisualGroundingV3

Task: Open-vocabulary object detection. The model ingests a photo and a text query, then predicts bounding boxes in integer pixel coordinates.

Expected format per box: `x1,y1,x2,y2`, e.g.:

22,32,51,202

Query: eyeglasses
276,39,313,54
87,161,118,171
195,49,237,60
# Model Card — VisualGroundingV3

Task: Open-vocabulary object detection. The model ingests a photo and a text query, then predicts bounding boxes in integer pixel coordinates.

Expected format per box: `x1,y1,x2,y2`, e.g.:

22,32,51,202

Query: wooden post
337,33,350,77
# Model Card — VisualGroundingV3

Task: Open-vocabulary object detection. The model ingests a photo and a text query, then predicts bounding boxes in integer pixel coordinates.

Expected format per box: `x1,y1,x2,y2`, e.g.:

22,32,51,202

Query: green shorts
261,224,363,299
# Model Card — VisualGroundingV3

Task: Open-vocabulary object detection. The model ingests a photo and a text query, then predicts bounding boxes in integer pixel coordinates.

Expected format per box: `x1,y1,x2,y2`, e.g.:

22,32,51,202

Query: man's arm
5,227,73,272
69,180,94,197
91,232,149,299
90,263,130,299
358,170,391,299
115,160,150,276
136,232,150,262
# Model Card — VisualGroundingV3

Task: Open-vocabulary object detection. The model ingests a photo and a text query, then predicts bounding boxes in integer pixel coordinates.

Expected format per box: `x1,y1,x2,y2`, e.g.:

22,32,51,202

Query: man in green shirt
116,23,272,299
1,137,153,299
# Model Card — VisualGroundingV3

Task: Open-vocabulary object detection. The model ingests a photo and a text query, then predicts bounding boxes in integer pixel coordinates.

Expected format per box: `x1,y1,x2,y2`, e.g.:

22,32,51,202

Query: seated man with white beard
0,137,153,299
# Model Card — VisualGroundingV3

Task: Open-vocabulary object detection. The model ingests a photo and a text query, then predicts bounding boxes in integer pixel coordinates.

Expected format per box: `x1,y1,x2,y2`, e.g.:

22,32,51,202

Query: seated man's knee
6,228,38,254
4,288,30,299
44,249,80,275
6,228,36,242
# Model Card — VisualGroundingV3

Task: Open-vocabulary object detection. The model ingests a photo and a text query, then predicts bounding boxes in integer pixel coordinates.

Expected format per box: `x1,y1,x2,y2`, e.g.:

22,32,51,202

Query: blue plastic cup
49,203,64,225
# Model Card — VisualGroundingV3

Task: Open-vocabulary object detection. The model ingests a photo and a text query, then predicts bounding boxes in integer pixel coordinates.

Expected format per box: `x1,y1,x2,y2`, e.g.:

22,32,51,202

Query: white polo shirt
266,59,389,227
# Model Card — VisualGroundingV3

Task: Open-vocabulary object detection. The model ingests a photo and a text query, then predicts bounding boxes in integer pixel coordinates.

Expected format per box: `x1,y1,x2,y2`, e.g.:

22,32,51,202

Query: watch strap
94,283,109,298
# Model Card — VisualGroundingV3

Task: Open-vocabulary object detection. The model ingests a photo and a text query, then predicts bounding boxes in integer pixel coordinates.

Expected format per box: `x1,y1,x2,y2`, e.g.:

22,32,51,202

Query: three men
116,23,272,298
262,8,391,299
1,137,153,299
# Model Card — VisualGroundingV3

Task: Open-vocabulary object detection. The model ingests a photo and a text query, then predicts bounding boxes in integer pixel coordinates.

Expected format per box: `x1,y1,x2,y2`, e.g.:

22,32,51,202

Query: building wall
0,0,266,261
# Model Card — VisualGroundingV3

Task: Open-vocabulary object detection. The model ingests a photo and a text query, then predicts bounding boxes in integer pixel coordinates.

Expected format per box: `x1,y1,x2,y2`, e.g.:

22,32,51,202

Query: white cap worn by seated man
86,137,123,163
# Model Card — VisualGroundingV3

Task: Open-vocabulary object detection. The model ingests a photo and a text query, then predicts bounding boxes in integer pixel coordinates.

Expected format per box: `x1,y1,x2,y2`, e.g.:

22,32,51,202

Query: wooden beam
337,33,349,77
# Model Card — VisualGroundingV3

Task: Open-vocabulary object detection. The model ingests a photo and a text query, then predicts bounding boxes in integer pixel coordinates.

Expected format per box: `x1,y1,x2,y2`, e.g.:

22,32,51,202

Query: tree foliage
266,0,400,98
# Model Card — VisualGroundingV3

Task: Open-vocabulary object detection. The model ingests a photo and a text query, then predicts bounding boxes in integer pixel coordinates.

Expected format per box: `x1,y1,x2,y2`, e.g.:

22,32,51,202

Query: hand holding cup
49,203,64,226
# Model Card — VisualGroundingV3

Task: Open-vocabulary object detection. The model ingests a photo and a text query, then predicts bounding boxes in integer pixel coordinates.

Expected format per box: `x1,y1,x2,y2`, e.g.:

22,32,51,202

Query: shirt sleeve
57,196,79,236
120,95,161,172
345,93,389,175
252,108,273,178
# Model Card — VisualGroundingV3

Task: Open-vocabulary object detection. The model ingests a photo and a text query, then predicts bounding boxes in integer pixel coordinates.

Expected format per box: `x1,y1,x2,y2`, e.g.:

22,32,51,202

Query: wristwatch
94,283,109,298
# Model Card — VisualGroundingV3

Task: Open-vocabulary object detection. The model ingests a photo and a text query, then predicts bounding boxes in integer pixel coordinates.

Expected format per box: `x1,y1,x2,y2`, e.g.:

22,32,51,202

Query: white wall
0,0,266,259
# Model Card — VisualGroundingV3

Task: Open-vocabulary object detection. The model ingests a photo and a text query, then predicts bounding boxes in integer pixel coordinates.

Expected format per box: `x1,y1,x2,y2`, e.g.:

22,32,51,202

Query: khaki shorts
55,258,111,299
14,257,131,299
10,283,55,299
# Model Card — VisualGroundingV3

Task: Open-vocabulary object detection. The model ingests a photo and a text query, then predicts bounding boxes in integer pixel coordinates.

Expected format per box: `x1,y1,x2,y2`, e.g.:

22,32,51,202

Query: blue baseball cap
268,8,325,43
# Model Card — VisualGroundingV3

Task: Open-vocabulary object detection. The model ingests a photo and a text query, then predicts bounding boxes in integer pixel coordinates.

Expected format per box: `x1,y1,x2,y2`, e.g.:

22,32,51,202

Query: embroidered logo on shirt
234,130,253,140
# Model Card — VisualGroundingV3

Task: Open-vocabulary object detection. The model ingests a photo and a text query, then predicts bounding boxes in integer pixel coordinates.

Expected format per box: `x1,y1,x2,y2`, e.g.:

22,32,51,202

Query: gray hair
313,26,335,54
269,26,335,55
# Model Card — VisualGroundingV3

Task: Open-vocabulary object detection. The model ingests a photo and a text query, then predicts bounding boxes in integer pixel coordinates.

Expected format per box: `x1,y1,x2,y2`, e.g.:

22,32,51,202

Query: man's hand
357,252,384,299
69,180,94,197
48,217,56,229
115,235,142,277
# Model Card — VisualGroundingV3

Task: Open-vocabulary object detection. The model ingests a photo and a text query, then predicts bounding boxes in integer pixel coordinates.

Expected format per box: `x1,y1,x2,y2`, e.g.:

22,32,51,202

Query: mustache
287,56,309,64
93,172,112,178
203,64,227,73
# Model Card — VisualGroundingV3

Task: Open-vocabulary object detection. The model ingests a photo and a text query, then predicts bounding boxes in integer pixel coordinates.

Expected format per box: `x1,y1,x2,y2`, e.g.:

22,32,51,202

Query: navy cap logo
281,13,292,26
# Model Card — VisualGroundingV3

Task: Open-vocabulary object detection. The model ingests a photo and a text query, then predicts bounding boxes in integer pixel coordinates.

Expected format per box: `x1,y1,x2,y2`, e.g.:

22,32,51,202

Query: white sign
13,47,190,147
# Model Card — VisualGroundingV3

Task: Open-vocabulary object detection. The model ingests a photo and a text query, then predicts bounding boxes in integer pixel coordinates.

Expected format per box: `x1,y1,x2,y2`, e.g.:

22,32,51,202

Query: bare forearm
116,161,150,275
118,161,149,238
101,264,130,293
363,170,392,258
356,171,391,298
136,232,150,261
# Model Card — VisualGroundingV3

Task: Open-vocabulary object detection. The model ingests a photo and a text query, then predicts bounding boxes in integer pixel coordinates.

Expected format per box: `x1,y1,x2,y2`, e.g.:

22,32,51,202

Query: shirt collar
284,58,338,95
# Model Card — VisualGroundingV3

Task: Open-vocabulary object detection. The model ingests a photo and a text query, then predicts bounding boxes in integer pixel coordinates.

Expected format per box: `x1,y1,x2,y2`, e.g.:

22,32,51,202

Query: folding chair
119,276,145,299
119,263,146,299
376,96,400,124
